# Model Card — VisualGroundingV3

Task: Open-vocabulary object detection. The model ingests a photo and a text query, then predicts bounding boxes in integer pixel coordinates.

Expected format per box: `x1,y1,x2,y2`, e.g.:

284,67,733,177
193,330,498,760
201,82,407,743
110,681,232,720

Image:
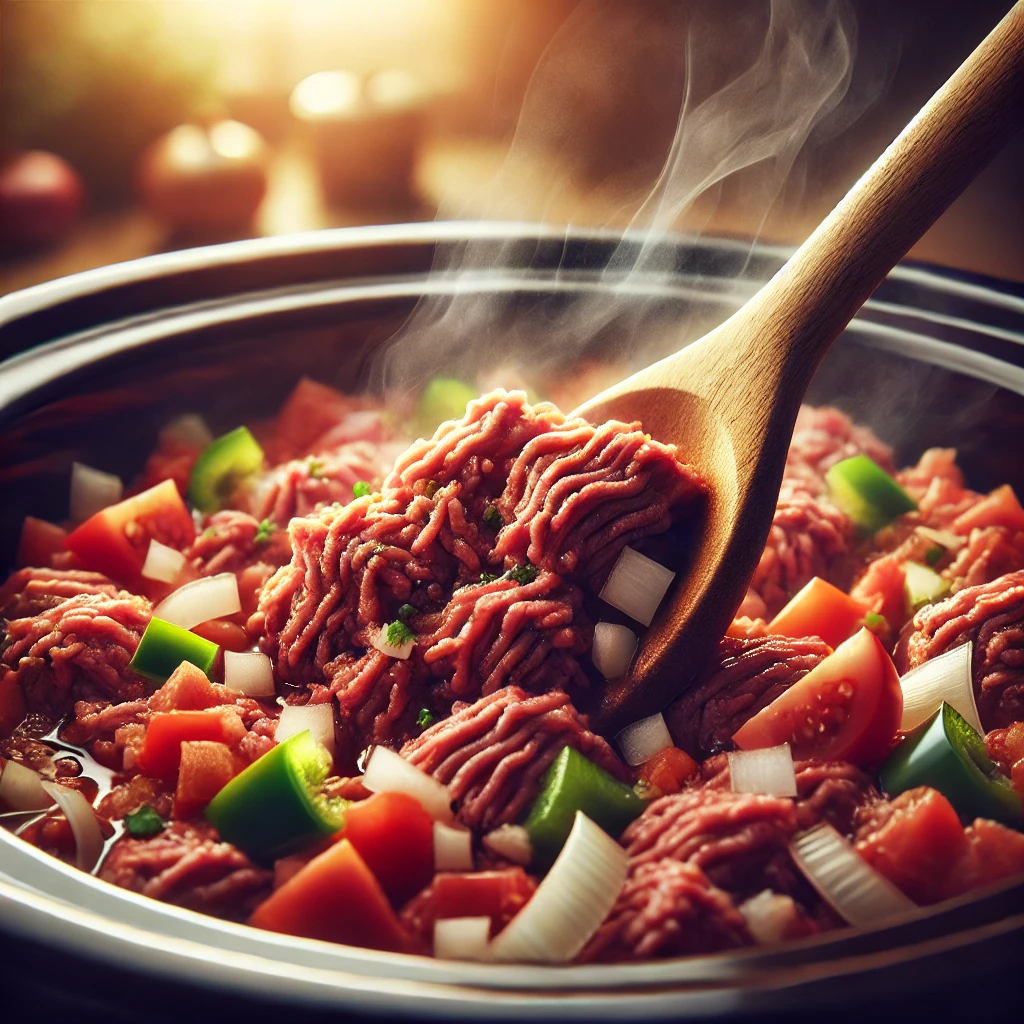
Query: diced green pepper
904,560,951,614
187,426,265,513
205,730,345,862
124,804,166,837
524,746,645,870
130,616,218,684
414,378,477,436
352,481,372,498
880,702,1021,826
825,455,917,533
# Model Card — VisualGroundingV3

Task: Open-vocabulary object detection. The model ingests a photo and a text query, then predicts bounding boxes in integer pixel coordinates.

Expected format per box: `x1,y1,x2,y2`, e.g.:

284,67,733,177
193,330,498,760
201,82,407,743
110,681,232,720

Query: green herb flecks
397,604,417,622
352,481,372,499
864,611,889,633
507,562,538,585
416,708,436,729
254,518,275,545
478,573,499,585
386,619,415,648
483,505,503,529
124,804,166,838
424,480,439,499
925,545,944,567
306,458,325,480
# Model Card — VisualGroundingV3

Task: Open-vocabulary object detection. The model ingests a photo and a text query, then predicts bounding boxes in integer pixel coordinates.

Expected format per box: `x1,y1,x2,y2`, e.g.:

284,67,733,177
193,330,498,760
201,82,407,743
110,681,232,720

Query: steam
370,0,888,409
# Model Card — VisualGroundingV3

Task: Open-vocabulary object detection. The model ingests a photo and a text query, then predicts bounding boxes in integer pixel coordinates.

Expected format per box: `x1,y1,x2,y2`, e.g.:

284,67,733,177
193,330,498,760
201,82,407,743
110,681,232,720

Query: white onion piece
372,625,415,660
616,711,673,767
275,703,335,755
738,890,801,944
490,811,627,963
163,413,213,450
591,622,637,680
69,462,123,524
0,760,56,812
141,539,187,584
899,641,981,734
361,746,454,824
223,650,276,698
789,823,915,928
154,572,241,630
434,917,492,961
433,821,474,871
599,546,675,627
915,525,966,551
482,824,532,866
728,743,797,797
40,782,104,873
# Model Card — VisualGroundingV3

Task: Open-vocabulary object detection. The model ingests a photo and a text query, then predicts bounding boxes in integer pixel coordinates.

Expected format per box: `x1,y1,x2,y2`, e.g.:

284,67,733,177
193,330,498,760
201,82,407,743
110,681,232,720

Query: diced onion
616,711,673,767
163,413,213,450
482,824,532,866
154,572,241,630
899,641,982,734
372,625,415,660
728,743,797,797
0,760,56,812
490,811,627,963
223,650,276,698
789,823,916,927
361,746,454,824
738,889,801,944
69,462,123,524
433,821,474,871
915,525,965,552
275,703,335,755
141,539,187,584
434,917,492,961
591,623,637,680
599,546,675,627
40,782,104,873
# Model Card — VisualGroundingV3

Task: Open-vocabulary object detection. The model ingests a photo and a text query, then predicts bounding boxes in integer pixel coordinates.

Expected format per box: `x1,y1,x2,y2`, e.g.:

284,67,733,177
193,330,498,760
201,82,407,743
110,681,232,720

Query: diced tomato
191,618,250,653
65,480,195,592
639,747,698,796
767,576,868,649
16,517,68,569
953,484,1024,534
236,563,274,621
942,818,1024,900
400,868,536,944
249,839,409,952
732,628,902,766
140,710,238,780
271,378,357,458
850,555,907,632
174,740,240,818
335,792,434,908
0,672,26,736
149,660,234,712
855,787,967,904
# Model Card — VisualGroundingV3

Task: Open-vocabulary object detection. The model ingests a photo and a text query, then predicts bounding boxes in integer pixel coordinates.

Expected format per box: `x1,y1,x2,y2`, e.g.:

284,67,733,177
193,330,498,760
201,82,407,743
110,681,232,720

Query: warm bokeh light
289,72,362,122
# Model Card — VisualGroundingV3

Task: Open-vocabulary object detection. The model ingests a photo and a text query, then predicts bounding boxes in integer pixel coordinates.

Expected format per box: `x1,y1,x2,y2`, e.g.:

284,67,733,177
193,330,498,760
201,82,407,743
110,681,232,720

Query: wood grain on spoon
577,2,1024,733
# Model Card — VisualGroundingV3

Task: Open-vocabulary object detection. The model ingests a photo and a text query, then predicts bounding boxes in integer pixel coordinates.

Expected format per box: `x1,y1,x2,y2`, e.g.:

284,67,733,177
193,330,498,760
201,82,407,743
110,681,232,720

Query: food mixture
1,378,1022,963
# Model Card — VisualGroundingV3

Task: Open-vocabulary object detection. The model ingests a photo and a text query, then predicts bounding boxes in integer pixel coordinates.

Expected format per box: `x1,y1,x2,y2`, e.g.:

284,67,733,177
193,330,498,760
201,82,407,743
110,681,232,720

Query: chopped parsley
507,562,538,585
483,505,503,529
397,603,417,622
386,619,415,648
424,479,439,499
306,457,325,479
202,527,219,540
864,611,889,632
352,481,372,498
254,518,275,545
478,572,499,585
924,545,944,567
416,707,436,729
124,804,166,838
372,542,388,555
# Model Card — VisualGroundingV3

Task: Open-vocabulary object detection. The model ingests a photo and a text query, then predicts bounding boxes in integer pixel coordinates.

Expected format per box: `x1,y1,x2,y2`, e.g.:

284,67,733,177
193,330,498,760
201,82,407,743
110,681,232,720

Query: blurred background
0,0,1021,298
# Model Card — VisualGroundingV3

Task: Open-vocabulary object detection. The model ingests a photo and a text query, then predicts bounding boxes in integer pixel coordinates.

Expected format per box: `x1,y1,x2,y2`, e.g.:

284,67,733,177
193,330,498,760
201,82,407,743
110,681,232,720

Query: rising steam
370,0,888,411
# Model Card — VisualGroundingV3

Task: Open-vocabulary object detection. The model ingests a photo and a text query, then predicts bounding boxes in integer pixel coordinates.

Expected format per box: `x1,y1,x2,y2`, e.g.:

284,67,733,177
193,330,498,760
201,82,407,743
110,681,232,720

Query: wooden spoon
577,2,1024,733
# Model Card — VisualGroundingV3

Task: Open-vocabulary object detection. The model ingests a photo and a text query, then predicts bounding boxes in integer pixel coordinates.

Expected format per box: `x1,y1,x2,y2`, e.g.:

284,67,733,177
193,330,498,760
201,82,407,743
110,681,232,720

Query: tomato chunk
732,627,902,766
0,672,26,736
175,740,240,818
639,747,698,796
952,484,1024,534
65,479,195,591
149,660,234,712
16,517,68,569
141,710,238,780
249,839,409,952
335,792,434,908
767,576,868,650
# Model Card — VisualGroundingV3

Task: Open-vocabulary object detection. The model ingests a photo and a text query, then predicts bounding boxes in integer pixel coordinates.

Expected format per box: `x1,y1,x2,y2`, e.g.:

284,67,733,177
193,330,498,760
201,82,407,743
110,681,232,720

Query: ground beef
97,775,173,821
579,859,752,962
2,590,152,716
944,526,1024,593
400,686,629,831
0,567,119,619
99,820,272,918
902,569,1024,729
184,510,291,576
665,634,831,759
257,391,703,751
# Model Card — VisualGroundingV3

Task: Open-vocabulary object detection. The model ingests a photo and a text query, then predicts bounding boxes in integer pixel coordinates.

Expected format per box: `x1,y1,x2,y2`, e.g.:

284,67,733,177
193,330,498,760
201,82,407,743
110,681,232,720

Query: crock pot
0,223,1022,1020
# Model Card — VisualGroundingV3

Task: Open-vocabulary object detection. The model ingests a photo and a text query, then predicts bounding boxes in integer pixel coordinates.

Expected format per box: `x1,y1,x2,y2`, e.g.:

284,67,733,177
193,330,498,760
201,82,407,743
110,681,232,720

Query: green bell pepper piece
205,730,345,863
414,378,477,437
524,746,645,870
880,702,1021,826
188,426,265,514
130,616,218,683
825,454,917,533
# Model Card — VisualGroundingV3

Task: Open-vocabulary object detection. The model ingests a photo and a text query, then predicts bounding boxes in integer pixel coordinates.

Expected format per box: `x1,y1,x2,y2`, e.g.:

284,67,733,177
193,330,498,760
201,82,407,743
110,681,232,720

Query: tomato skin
639,747,698,795
174,740,240,818
767,576,868,650
65,479,195,591
141,710,238,780
732,628,902,767
16,517,68,569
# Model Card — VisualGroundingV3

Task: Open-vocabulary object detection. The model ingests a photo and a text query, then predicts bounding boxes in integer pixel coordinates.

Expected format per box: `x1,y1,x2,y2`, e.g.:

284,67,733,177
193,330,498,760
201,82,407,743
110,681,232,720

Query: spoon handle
742,0,1024,382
